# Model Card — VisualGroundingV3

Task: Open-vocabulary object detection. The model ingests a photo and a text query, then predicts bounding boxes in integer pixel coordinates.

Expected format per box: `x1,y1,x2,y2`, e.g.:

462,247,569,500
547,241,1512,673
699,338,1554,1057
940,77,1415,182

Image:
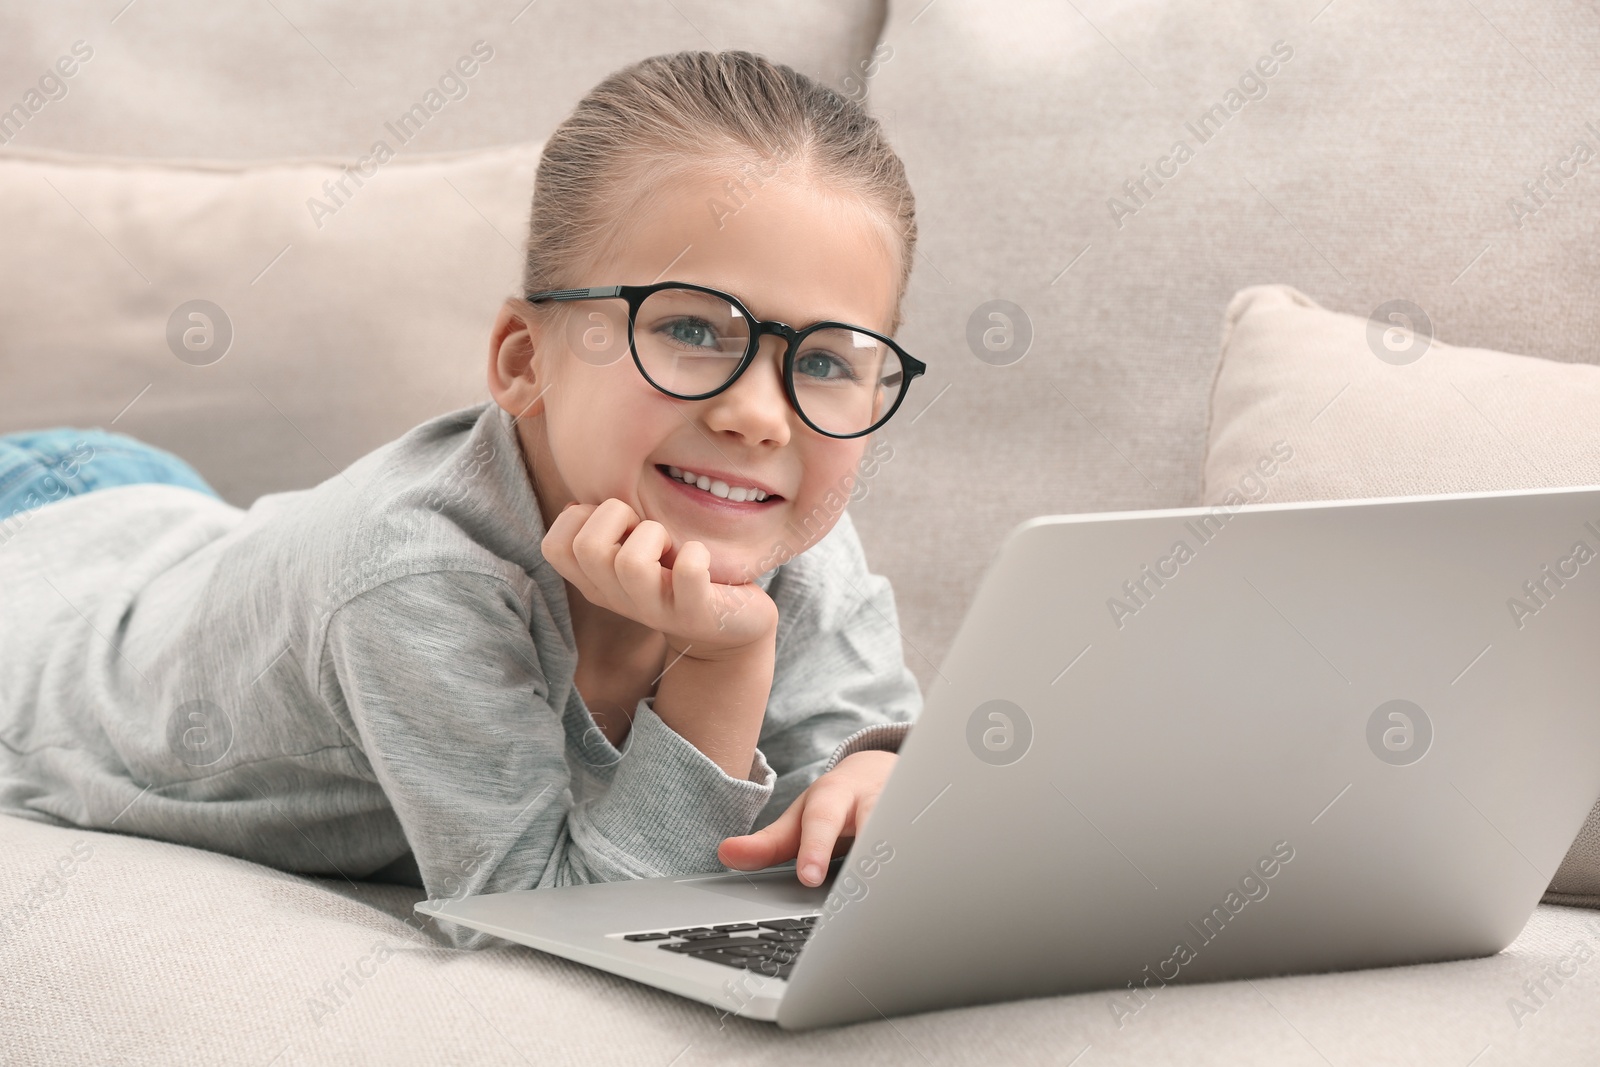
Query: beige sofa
4,0,1600,1061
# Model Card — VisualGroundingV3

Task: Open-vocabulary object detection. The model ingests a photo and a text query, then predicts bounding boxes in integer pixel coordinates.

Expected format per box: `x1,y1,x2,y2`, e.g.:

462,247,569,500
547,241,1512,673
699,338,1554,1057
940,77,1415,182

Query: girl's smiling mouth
655,464,782,509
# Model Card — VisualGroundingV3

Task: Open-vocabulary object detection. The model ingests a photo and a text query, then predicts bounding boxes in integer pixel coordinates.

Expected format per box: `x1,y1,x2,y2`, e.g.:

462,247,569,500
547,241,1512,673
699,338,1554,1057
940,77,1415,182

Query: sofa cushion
6,810,1600,1063
1204,284,1600,502
0,143,539,504
1201,281,1600,907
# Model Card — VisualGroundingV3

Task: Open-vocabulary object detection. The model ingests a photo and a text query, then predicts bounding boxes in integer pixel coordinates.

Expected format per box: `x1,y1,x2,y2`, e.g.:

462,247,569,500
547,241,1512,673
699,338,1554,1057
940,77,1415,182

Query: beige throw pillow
0,143,541,504
1202,283,1600,907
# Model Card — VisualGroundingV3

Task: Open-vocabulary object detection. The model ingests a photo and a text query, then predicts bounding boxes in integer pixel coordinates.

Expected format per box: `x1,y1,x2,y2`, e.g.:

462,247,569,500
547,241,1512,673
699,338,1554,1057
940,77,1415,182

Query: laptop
416,484,1600,1030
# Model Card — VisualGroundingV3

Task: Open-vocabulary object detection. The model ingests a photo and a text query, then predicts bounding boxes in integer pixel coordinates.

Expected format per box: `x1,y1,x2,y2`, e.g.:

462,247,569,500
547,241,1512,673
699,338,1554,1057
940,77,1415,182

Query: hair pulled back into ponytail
522,50,917,333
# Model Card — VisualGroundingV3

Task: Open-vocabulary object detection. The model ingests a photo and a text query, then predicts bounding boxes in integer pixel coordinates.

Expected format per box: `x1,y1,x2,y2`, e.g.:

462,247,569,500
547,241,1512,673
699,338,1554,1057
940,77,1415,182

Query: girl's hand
717,751,897,886
540,498,779,659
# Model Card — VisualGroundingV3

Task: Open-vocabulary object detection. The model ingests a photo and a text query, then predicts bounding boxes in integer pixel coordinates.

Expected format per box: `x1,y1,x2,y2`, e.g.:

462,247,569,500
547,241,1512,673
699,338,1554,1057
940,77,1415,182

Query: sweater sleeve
752,561,923,831
318,570,776,950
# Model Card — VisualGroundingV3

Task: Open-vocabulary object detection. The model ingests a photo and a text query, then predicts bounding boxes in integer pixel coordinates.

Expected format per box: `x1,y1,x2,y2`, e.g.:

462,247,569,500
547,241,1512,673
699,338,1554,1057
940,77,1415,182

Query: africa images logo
965,699,1033,766
1109,840,1296,1027
1506,518,1600,630
1365,699,1432,766
1106,441,1293,630
1105,40,1294,230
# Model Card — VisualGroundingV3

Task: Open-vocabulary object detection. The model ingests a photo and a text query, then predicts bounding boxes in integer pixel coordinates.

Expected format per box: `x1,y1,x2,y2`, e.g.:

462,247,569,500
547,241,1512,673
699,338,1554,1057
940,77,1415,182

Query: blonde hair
522,50,917,333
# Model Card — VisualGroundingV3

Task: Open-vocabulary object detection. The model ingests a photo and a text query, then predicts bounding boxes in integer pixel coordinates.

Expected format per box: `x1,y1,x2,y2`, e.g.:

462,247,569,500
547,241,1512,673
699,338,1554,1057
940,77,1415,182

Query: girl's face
490,171,901,587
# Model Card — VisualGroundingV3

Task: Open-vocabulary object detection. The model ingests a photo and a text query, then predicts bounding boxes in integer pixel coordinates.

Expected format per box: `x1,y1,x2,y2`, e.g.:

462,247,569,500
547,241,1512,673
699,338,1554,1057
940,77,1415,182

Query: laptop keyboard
621,916,817,980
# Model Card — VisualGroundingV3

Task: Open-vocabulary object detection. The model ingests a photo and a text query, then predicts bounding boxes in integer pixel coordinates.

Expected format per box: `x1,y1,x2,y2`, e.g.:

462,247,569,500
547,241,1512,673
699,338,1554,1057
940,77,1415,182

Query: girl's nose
698,334,794,445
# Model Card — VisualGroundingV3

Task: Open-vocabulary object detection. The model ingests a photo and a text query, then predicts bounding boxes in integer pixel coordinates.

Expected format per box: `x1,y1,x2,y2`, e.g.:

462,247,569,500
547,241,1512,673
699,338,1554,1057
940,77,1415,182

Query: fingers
569,498,638,601
545,499,659,616
719,791,804,871
537,501,589,583
613,516,672,612
538,496,771,656
794,783,855,887
671,540,714,633
722,753,899,890
856,790,880,836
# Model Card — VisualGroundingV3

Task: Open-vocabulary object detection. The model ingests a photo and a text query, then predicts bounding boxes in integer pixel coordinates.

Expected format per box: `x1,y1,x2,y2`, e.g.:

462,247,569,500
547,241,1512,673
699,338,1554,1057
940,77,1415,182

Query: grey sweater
0,403,919,949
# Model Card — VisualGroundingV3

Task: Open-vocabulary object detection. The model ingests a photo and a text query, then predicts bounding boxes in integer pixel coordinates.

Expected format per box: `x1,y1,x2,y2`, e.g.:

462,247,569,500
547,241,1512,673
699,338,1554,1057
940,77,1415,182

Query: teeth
664,465,768,502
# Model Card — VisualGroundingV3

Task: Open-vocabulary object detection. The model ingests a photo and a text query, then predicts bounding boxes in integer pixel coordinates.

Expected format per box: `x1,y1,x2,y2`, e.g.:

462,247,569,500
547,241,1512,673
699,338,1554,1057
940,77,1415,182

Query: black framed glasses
524,281,927,439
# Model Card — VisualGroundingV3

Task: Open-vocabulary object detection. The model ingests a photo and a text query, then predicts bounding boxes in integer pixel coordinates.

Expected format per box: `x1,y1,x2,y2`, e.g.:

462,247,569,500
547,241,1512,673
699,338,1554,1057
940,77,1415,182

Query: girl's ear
487,298,550,420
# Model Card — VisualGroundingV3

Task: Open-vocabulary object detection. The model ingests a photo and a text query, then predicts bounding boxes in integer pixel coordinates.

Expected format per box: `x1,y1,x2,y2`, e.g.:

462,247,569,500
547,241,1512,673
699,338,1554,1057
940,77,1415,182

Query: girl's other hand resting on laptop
717,750,897,886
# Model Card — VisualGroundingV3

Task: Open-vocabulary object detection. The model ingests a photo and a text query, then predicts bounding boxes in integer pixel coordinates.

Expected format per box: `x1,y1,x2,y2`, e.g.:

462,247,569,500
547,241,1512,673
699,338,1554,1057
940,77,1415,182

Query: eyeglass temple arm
525,286,625,302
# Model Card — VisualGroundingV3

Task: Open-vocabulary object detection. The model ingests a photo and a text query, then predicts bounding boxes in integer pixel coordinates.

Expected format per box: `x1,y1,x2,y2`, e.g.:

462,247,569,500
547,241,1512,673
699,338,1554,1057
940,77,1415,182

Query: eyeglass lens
633,287,902,436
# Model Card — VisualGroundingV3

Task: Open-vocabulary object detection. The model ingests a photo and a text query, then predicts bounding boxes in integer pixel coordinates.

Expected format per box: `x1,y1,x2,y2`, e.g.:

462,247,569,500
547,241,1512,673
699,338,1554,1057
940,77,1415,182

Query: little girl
0,50,925,950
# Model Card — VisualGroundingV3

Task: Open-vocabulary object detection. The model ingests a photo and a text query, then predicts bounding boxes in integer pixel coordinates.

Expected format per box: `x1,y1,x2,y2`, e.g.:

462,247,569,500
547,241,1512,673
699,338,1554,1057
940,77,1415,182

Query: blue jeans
0,428,219,523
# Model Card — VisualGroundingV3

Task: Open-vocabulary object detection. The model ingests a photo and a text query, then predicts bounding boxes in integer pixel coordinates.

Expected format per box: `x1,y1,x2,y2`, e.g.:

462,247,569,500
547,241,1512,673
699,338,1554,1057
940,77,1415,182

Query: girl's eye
795,350,861,383
663,317,718,349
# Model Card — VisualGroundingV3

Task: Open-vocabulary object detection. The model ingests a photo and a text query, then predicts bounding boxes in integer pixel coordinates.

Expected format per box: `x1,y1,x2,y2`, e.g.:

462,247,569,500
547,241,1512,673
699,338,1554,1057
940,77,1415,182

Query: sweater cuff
571,696,776,877
822,721,913,775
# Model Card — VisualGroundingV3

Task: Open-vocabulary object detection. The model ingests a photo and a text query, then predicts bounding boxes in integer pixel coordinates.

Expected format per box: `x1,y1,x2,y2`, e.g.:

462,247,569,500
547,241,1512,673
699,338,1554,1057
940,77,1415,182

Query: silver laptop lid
780,485,1600,1029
